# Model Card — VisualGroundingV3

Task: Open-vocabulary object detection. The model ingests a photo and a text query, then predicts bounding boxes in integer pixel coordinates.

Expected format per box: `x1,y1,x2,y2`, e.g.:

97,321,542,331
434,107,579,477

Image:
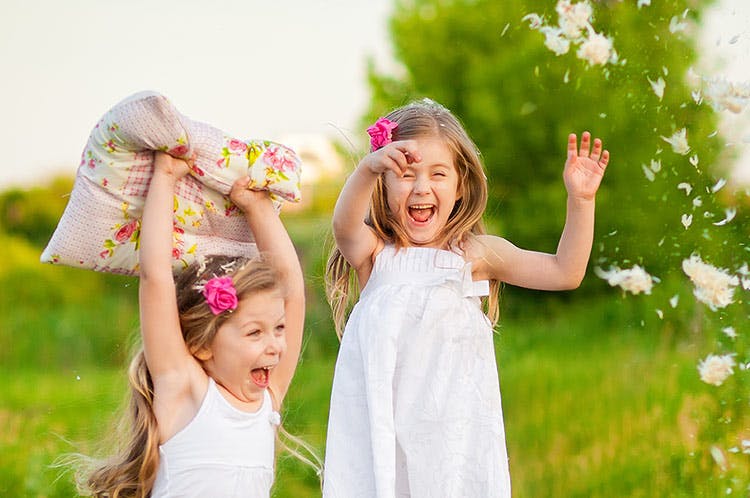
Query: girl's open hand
563,132,610,201
154,151,191,179
359,140,422,177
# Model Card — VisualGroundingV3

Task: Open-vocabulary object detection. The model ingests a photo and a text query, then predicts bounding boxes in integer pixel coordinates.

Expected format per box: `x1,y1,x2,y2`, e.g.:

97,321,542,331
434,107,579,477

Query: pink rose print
168,144,189,157
172,247,182,259
228,139,248,153
263,145,298,173
202,276,238,315
367,118,398,151
114,219,138,243
225,204,239,217
191,163,205,176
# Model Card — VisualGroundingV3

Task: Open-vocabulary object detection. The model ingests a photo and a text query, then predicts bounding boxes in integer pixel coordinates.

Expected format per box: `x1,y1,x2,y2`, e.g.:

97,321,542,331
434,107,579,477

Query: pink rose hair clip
367,117,398,151
202,276,238,315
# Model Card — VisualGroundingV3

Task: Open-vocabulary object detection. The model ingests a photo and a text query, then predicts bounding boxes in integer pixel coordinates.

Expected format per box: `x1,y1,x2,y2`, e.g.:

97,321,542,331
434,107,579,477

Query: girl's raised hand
563,132,610,201
360,140,422,177
154,151,191,179
229,176,275,215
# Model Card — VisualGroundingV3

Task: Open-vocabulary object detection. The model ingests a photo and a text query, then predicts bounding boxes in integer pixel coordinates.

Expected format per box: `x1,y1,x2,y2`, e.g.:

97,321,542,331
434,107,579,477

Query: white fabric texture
151,378,280,498
323,245,511,498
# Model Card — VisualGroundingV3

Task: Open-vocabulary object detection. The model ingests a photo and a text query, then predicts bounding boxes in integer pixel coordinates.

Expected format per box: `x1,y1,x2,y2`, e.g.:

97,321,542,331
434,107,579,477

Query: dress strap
449,262,490,297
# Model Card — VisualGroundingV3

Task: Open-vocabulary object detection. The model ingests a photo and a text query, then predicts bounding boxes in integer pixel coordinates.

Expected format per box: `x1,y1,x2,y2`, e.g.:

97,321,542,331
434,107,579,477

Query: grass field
2,216,748,497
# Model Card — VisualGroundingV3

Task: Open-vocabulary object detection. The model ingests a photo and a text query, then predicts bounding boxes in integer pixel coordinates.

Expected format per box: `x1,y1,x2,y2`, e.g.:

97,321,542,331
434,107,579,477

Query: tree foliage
365,0,748,309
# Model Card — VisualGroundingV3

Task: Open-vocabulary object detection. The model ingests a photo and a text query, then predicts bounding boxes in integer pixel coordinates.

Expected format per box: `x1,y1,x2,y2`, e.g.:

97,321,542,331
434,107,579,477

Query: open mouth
408,204,435,224
250,366,274,388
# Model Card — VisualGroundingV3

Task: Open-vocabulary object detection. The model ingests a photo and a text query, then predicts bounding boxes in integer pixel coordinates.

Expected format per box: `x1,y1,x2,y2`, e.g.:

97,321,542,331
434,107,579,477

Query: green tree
365,0,748,313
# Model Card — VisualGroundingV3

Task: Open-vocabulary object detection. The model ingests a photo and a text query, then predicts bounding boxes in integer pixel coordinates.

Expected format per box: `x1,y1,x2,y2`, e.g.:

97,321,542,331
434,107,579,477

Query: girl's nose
413,176,430,194
266,334,286,355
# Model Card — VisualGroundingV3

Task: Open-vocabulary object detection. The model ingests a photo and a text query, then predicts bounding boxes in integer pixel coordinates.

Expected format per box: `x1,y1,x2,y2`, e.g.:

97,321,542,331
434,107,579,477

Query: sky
0,0,393,187
1,0,749,188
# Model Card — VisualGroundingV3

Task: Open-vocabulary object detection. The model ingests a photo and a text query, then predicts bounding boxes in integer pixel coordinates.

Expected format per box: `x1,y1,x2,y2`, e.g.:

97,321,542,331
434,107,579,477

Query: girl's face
384,136,461,247
199,289,287,407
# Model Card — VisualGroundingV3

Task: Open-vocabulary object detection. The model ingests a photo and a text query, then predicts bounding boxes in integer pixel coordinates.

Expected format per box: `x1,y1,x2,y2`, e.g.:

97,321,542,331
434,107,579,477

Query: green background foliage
367,0,748,301
2,0,750,496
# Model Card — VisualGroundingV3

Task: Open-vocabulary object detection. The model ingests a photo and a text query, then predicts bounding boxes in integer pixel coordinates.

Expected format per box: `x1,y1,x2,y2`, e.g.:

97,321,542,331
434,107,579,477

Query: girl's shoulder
461,234,513,280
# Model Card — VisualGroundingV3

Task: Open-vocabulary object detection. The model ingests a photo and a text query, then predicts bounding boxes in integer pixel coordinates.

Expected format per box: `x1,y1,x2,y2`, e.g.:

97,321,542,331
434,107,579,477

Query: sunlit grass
498,315,721,498
3,217,747,497
0,368,123,497
3,298,747,497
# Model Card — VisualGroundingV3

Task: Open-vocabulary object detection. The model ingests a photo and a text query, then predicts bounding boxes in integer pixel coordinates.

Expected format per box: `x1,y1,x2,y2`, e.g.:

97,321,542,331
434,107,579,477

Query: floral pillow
40,91,302,276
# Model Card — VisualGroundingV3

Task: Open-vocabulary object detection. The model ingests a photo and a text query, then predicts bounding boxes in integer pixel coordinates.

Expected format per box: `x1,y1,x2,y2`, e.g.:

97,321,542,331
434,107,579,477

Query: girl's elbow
331,218,349,242
551,270,584,290
563,273,585,290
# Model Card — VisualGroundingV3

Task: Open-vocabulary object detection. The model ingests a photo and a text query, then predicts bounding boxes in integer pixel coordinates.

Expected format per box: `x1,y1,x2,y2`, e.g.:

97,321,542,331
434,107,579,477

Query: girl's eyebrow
240,311,285,329
406,162,452,170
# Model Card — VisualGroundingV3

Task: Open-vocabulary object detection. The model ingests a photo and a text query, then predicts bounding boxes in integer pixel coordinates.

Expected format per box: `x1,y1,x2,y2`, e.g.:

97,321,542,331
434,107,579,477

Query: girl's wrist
241,197,276,223
151,168,183,186
567,194,596,207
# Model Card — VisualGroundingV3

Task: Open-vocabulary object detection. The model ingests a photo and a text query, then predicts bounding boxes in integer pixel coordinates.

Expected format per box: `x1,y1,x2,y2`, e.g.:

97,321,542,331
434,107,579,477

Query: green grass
2,217,748,497
4,303,747,497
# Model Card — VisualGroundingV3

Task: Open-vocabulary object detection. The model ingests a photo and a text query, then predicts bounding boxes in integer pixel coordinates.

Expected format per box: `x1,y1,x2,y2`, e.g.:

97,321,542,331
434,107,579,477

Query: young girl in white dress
78,152,306,497
324,99,610,497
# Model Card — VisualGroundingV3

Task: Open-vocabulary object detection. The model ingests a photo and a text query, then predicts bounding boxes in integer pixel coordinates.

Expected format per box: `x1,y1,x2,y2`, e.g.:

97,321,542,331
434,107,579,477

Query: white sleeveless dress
323,245,511,498
151,378,281,498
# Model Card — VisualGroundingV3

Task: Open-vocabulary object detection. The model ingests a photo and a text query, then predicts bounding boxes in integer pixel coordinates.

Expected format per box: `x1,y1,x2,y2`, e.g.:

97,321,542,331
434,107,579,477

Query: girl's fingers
578,131,591,157
599,150,610,168
567,134,578,159
390,139,422,163
590,138,603,162
385,149,409,174
232,175,251,189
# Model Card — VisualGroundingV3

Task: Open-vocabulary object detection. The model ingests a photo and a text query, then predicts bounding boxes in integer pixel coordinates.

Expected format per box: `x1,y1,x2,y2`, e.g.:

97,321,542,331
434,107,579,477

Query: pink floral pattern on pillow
41,91,302,275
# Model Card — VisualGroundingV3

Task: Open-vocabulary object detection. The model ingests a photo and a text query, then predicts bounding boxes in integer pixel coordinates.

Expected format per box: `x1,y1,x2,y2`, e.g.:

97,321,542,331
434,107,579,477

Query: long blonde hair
325,99,500,338
78,256,288,497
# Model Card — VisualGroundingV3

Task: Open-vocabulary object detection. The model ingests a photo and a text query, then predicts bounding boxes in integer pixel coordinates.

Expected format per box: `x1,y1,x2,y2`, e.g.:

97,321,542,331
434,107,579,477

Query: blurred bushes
0,176,73,247
0,231,137,369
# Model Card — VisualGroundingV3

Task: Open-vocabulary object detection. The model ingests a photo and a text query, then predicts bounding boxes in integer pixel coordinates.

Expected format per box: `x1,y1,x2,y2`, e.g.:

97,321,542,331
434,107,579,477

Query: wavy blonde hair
76,255,321,497
326,99,500,338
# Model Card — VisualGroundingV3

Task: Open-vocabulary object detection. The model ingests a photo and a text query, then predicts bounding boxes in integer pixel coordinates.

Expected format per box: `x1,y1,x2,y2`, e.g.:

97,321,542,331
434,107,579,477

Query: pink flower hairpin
202,276,238,315
367,118,398,151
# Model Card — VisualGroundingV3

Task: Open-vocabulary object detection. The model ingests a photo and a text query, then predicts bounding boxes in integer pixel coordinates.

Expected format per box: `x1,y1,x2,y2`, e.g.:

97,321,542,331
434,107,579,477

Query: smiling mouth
408,204,435,223
250,366,274,388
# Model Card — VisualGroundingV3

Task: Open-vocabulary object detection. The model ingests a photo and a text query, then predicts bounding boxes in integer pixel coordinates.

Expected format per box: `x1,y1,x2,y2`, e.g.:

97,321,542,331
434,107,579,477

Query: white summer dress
323,245,511,498
151,378,281,498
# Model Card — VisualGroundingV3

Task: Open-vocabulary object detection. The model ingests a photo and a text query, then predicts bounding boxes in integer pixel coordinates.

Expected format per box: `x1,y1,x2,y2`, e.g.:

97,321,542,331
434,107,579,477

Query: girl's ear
193,347,213,361
455,174,464,201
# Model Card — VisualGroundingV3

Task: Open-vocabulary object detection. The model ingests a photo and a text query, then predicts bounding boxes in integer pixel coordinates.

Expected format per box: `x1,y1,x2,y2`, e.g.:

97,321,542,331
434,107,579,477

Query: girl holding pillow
77,152,308,497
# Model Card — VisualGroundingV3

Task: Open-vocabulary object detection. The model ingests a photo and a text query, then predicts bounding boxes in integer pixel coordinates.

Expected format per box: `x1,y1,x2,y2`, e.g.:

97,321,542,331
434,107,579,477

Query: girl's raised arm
139,153,198,379
230,179,304,407
332,140,421,272
473,132,609,290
